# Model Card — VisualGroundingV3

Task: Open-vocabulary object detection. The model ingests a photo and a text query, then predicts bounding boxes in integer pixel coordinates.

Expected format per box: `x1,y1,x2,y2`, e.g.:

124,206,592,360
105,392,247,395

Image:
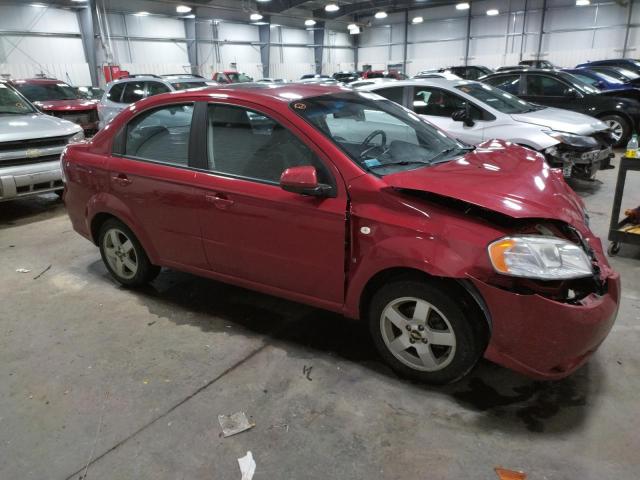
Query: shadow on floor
0,194,65,229
87,262,601,436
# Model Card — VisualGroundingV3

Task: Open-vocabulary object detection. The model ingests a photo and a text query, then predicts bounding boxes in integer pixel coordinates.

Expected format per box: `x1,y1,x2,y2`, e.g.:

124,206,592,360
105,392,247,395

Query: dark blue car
564,68,638,91
576,59,640,74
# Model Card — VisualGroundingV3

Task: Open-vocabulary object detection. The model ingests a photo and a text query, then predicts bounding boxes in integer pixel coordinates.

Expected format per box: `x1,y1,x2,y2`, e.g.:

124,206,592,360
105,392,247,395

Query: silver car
0,82,83,202
97,75,213,129
357,78,614,180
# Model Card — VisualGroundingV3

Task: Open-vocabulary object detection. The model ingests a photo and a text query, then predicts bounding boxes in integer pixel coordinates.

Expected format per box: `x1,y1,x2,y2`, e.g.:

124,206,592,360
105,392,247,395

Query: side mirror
564,88,580,98
451,108,475,127
280,165,332,197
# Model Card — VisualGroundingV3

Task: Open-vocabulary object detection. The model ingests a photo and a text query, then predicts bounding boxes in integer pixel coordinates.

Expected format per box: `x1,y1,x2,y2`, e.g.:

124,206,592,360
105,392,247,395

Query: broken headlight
544,130,597,149
488,236,593,280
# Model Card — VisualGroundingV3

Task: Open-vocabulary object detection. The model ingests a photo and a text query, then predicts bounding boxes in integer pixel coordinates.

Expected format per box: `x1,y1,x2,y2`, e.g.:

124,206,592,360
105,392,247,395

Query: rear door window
411,87,482,120
121,82,146,103
483,74,521,94
146,81,171,97
107,83,126,103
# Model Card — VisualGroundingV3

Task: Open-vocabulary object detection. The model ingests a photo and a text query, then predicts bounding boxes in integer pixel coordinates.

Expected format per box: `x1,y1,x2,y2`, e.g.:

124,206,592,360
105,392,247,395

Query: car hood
34,99,98,112
382,140,585,226
0,113,82,142
510,107,608,135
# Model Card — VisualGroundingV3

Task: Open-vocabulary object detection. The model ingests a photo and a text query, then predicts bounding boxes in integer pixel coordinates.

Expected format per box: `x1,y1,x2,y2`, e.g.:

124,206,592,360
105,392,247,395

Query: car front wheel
600,114,630,147
98,218,160,287
368,279,485,384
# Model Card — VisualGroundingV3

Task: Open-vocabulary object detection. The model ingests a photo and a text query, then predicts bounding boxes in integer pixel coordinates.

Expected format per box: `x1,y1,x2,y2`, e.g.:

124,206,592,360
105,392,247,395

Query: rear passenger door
521,74,580,111
109,103,208,269
191,102,347,305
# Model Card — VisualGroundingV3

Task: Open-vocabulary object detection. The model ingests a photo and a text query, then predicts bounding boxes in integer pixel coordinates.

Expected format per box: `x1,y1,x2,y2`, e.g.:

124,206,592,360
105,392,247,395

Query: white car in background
356,78,615,180
413,70,462,80
97,74,214,129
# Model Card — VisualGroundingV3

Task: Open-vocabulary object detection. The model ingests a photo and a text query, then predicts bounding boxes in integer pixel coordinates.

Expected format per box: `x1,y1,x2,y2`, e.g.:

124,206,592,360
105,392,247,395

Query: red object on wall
102,65,129,83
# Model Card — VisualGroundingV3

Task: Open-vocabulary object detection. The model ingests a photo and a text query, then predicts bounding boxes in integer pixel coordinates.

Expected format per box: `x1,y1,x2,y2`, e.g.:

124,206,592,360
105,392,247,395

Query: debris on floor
218,412,255,438
303,365,313,381
15,268,31,273
32,264,52,280
495,466,527,480
237,451,256,480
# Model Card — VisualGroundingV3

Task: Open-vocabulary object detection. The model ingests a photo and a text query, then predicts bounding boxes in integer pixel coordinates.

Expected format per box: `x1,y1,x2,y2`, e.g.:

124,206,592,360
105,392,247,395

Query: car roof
488,68,559,74
12,78,67,85
356,78,478,90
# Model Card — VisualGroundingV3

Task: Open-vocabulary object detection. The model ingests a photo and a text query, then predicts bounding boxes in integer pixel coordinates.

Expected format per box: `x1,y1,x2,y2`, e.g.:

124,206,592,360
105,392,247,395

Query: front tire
98,219,160,287
368,280,485,384
600,114,630,148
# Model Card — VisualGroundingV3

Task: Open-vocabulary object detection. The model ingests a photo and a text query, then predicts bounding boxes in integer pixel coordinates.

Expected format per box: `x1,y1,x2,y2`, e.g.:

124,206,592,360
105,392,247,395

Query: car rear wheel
368,280,485,384
98,219,160,287
600,114,630,147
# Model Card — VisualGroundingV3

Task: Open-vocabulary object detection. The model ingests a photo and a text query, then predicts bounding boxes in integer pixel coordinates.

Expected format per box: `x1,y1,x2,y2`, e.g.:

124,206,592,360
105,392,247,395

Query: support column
313,21,325,75
623,0,634,58
77,0,98,86
463,7,471,65
536,0,547,59
184,17,199,75
353,32,359,71
402,9,409,75
519,0,527,62
258,19,271,79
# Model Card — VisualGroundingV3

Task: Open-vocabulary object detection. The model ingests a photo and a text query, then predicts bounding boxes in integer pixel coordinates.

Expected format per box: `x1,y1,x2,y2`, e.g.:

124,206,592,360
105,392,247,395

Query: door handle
205,193,234,210
112,173,132,186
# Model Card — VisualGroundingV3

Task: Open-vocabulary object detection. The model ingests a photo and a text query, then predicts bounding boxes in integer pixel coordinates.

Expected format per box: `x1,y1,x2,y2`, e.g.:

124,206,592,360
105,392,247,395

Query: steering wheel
360,130,387,159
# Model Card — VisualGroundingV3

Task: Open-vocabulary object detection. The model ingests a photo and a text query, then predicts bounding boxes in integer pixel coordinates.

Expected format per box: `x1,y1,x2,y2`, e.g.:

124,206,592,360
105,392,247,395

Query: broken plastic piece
218,412,255,438
16,268,31,273
495,467,527,480
237,451,256,480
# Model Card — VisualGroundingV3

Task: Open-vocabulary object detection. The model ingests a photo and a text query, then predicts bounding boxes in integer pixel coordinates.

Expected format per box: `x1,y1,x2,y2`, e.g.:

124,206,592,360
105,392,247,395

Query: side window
466,68,481,80
215,74,226,83
484,74,521,94
412,87,482,119
526,75,568,96
375,86,405,105
207,104,329,184
107,83,125,103
124,104,194,166
146,81,171,97
121,82,146,104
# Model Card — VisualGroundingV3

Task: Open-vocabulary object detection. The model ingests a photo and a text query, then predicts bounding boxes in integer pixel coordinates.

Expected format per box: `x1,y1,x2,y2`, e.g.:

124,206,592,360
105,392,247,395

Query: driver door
408,86,486,145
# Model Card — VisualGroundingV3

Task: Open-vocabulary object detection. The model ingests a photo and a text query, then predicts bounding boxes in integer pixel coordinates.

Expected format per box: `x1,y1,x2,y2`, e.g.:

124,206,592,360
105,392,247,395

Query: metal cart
607,155,640,256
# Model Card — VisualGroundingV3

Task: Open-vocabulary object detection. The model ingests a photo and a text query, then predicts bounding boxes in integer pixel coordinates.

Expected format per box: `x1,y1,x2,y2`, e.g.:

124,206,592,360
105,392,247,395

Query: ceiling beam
261,0,312,14
313,0,458,19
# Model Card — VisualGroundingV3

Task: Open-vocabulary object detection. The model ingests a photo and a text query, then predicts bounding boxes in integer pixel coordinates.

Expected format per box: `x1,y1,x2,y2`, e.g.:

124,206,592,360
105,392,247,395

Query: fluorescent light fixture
412,16,424,24
456,2,470,10
134,11,150,16
375,11,388,19
305,19,316,26
349,26,361,34
347,23,358,30
71,0,88,2
325,3,339,12
183,14,195,19
576,0,590,5
256,0,271,2
30,3,47,7
250,13,263,21
487,9,499,15
176,5,192,13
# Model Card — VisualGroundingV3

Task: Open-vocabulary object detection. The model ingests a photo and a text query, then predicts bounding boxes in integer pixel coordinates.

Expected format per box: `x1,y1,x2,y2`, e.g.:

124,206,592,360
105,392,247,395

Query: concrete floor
1,157,639,480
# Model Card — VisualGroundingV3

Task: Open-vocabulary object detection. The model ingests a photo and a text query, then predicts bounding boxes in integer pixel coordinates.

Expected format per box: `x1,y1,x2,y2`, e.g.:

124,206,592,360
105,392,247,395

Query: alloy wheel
605,119,623,143
103,228,138,280
379,297,457,372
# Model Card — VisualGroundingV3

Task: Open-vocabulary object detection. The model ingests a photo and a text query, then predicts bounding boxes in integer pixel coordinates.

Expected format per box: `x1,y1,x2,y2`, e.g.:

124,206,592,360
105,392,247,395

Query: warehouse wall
357,0,639,75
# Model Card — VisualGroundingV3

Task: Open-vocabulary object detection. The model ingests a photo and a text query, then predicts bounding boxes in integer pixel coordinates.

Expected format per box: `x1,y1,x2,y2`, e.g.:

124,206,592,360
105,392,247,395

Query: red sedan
62,83,620,384
11,78,99,134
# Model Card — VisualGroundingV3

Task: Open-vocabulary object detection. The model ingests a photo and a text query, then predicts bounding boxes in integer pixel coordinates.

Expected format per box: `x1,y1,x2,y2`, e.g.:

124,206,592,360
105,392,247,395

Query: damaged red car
11,78,99,134
62,83,620,384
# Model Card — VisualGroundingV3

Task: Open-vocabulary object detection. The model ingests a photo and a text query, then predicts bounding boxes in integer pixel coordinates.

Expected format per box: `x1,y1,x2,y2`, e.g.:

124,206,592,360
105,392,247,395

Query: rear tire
98,218,160,287
368,279,485,384
600,114,630,148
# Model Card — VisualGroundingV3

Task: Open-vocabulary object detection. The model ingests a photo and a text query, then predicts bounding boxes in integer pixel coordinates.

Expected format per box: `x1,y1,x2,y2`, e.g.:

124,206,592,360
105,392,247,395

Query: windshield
291,92,469,175
229,73,253,83
558,72,601,94
14,82,80,101
455,83,539,114
171,81,208,91
606,67,640,80
0,84,36,114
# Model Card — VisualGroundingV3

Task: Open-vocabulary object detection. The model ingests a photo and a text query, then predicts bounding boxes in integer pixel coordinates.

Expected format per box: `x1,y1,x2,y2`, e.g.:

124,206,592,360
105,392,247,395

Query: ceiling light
487,9,499,15
347,23,358,30
250,13,263,21
30,3,47,7
71,0,87,3
374,11,388,19
456,2,470,10
305,19,316,26
134,11,150,16
325,3,339,12
256,0,271,2
183,14,195,19
412,16,424,24
576,0,590,5
349,26,361,34
176,5,191,13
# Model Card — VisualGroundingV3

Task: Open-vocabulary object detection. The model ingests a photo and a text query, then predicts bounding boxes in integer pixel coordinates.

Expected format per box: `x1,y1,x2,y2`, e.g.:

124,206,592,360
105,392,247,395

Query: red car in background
61,83,619,384
10,78,99,134
362,69,407,80
212,71,254,84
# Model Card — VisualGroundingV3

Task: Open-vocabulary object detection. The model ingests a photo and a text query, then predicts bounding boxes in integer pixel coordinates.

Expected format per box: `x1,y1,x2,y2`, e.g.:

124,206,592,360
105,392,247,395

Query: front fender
86,192,160,264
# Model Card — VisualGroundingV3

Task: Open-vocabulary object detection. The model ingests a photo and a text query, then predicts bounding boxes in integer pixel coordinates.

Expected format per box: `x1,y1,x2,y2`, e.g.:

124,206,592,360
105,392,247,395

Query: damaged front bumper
544,144,613,180
470,272,620,380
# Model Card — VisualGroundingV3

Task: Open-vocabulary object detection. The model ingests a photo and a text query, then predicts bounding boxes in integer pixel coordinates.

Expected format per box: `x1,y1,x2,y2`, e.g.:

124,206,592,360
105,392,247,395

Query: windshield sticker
364,158,382,168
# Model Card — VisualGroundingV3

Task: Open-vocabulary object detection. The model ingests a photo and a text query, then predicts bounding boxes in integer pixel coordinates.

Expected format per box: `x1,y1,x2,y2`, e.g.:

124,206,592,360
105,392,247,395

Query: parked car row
59,82,620,385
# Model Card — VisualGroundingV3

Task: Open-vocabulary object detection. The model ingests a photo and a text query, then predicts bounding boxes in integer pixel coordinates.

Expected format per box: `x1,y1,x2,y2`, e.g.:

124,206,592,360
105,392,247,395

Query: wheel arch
595,111,634,129
357,267,491,345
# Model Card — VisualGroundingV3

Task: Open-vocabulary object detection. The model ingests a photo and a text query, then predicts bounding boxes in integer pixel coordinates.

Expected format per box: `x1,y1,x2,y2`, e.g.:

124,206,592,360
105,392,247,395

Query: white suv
98,75,213,129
